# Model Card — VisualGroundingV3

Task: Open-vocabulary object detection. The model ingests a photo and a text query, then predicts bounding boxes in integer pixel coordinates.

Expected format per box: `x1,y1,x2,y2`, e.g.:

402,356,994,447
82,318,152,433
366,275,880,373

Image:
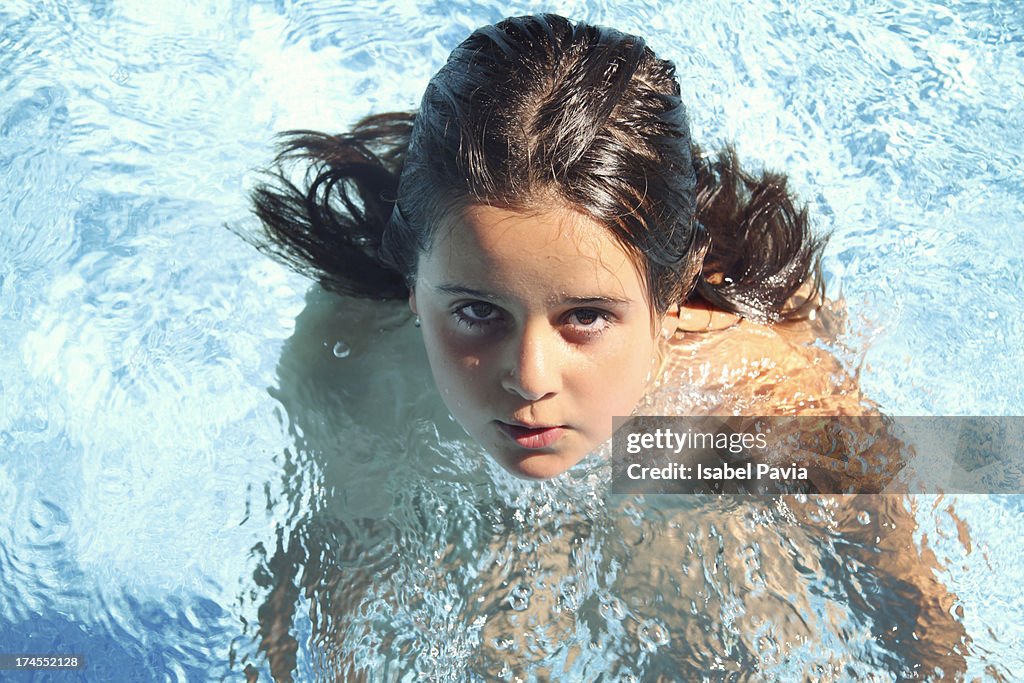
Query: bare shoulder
659,297,871,416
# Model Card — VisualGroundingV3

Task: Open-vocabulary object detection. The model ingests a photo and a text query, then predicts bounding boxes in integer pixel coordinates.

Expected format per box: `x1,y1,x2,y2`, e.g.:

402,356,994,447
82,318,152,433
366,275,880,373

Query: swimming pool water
2,0,1023,680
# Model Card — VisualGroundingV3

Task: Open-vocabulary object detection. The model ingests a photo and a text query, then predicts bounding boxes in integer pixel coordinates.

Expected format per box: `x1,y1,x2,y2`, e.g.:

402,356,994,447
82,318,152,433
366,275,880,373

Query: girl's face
410,204,671,479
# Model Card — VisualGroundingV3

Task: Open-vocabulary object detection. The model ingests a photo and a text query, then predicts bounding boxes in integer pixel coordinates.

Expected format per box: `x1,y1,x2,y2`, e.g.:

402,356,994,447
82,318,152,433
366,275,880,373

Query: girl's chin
493,450,582,480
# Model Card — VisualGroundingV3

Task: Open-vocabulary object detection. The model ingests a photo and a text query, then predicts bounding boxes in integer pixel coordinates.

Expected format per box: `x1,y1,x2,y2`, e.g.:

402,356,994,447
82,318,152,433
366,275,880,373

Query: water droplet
637,617,670,652
507,582,533,611
332,341,351,358
857,510,871,525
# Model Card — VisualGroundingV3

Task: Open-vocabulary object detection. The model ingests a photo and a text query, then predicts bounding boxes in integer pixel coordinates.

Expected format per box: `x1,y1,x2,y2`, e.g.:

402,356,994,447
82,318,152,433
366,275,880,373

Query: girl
241,14,967,680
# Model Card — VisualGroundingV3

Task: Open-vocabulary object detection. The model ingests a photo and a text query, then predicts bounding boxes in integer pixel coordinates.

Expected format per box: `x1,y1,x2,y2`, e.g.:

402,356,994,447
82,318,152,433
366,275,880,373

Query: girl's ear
408,287,418,315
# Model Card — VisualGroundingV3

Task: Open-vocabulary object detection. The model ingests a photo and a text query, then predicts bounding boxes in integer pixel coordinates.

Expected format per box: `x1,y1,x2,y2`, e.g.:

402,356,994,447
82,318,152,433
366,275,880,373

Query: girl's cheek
426,326,495,376
436,325,489,358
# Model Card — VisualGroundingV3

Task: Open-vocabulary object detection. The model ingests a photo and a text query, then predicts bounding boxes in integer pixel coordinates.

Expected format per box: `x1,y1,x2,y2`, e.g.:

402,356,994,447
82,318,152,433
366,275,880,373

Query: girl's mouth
496,422,566,450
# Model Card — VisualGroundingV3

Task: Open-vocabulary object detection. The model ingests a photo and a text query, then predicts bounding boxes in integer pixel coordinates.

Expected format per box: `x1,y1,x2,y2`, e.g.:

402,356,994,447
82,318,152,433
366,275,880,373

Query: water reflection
241,287,972,681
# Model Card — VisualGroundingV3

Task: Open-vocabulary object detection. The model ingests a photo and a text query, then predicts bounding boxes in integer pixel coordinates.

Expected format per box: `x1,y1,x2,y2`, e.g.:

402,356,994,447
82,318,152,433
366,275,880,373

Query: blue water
2,0,1023,681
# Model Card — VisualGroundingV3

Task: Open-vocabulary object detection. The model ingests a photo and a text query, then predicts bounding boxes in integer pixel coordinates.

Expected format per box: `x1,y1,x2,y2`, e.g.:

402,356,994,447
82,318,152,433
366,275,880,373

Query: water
2,0,1022,680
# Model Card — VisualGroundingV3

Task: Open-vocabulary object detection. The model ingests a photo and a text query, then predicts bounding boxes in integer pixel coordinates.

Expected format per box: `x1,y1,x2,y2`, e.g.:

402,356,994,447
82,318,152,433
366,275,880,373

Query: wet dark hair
248,14,825,322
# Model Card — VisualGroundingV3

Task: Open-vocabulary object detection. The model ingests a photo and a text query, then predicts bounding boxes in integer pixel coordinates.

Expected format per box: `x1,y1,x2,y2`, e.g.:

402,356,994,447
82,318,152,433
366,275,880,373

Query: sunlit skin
409,204,676,479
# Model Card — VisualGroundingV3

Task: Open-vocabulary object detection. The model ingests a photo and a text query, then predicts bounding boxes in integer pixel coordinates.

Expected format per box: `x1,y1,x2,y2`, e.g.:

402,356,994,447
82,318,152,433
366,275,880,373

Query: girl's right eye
453,302,501,328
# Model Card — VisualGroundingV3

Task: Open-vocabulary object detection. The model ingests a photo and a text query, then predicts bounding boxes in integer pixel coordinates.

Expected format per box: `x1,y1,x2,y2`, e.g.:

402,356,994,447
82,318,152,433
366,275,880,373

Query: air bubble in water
857,510,871,525
599,596,625,622
332,341,351,358
507,582,533,611
492,636,514,652
637,618,670,652
558,576,580,612
109,66,129,84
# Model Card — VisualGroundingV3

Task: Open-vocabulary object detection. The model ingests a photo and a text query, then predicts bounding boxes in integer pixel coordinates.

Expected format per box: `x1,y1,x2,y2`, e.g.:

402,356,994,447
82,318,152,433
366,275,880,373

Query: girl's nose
501,321,560,401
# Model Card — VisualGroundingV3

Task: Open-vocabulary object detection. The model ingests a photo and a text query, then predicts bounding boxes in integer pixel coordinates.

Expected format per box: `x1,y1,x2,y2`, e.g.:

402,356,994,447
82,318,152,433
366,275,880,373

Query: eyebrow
434,285,633,307
434,285,498,299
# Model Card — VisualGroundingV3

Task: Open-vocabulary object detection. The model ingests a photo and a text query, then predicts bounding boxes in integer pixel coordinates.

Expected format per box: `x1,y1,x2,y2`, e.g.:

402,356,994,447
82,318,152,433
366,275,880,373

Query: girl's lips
496,422,566,450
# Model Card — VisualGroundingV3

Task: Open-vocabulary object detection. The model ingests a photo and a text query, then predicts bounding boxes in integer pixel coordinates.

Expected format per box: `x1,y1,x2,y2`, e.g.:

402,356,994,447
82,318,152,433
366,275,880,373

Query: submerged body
661,300,862,415
250,289,967,681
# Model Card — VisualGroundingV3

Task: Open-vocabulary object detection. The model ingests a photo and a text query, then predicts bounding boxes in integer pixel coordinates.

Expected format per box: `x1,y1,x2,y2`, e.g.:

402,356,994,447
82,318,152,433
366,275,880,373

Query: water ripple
1,0,1022,680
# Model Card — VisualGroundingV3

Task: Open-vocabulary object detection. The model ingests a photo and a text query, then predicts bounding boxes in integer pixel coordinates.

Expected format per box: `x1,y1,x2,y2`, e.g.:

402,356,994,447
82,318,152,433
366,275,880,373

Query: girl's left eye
566,308,611,334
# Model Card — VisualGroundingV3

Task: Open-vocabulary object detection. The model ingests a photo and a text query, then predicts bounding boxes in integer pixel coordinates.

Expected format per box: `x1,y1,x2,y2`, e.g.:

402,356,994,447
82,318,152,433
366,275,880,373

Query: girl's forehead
436,203,625,259
420,203,651,303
